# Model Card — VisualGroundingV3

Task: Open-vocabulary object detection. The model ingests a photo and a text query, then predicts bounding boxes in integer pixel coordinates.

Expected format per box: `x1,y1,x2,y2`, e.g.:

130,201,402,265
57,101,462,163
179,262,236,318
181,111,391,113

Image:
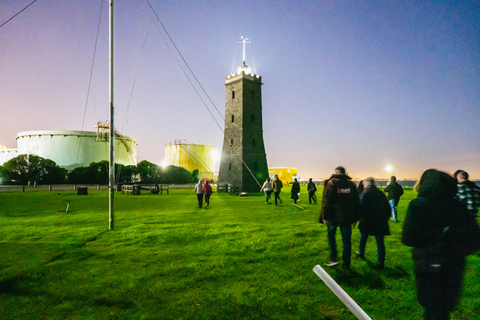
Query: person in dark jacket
322,166,360,269
272,175,283,205
290,178,300,204
384,175,404,222
307,178,317,204
356,177,391,268
402,169,480,320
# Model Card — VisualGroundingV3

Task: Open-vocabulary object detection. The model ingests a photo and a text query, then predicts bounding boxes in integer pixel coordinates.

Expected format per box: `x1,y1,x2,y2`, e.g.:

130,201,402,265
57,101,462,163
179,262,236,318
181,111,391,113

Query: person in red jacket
322,166,360,270
202,179,213,208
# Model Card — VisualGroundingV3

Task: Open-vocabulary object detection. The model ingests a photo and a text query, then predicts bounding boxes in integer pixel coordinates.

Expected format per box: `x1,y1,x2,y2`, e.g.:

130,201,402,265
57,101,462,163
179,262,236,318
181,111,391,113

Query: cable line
0,0,38,29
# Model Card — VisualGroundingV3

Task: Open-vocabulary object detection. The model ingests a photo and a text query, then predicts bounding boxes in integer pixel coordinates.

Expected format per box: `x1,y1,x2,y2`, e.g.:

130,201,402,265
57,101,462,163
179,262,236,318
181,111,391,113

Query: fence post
49,185,52,191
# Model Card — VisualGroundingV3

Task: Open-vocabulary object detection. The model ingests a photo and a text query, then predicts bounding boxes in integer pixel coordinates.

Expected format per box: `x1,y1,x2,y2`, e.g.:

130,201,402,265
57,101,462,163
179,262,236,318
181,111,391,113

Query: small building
164,139,215,180
269,167,298,185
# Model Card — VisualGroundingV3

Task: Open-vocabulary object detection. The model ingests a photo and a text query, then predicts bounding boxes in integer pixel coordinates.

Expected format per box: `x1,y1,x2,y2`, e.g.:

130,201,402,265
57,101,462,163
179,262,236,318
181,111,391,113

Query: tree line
0,154,199,185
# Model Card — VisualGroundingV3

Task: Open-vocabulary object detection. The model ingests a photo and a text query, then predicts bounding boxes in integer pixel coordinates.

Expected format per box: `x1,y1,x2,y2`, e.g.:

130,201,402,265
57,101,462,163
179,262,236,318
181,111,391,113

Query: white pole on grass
313,265,372,320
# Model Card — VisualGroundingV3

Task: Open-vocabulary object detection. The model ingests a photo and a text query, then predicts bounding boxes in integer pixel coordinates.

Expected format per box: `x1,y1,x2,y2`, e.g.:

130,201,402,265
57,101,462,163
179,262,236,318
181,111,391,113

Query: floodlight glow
161,160,168,168
385,165,393,173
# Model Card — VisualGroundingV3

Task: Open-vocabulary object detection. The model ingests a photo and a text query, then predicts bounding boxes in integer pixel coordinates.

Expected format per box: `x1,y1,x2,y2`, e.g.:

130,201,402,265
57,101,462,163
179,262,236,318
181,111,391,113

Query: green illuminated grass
0,186,479,319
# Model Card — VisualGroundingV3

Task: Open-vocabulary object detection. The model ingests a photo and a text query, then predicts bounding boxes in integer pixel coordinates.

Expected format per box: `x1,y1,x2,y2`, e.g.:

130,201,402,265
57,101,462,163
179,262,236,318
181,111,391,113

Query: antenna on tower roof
238,36,251,66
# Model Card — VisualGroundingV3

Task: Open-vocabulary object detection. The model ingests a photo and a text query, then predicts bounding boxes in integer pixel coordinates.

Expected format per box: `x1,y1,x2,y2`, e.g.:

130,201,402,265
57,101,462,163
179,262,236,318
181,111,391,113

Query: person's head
416,169,457,200
454,170,468,183
266,177,270,182
334,166,346,175
294,178,298,182
274,175,279,180
309,178,312,182
390,176,396,182
363,177,375,188
198,179,203,184
204,179,209,185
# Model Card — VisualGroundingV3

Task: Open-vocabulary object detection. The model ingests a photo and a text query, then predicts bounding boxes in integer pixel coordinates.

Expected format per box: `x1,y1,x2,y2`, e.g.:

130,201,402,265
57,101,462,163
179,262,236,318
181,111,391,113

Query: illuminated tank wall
164,141,215,180
15,130,137,171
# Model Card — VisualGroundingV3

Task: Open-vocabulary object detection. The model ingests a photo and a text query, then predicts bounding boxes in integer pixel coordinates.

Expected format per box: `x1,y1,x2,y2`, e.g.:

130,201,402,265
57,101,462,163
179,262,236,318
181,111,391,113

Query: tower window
232,114,234,123
251,114,254,122
252,138,256,147
229,163,232,171
232,91,235,99
230,139,233,146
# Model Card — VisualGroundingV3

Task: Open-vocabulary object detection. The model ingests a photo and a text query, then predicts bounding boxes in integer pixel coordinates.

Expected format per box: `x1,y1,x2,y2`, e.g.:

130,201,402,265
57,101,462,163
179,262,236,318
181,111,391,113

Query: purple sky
1,1,479,180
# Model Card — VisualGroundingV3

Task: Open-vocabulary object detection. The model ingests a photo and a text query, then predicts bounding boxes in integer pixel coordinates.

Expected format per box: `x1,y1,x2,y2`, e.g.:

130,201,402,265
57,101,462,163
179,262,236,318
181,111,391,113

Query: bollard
49,185,52,192
97,184,100,190
66,203,70,213
74,184,77,191
34,181,37,188
23,185,25,192
160,185,163,195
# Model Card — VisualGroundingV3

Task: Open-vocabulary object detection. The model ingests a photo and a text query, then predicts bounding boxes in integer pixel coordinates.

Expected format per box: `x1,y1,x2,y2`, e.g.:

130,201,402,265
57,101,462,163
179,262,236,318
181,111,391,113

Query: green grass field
1,186,479,319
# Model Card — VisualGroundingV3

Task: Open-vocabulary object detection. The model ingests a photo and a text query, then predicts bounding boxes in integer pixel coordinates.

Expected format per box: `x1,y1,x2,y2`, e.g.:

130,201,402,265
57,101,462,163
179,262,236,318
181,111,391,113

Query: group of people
260,176,318,206
194,179,213,208
320,165,480,320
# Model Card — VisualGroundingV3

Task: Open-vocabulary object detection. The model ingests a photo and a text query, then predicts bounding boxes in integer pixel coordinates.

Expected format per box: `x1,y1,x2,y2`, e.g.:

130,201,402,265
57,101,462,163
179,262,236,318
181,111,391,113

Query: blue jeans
264,190,272,202
389,199,398,220
327,225,352,267
358,234,385,265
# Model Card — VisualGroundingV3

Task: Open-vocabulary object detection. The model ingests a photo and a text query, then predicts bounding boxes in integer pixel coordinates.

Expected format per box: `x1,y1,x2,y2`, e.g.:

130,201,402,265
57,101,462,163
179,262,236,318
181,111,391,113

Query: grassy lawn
0,186,479,319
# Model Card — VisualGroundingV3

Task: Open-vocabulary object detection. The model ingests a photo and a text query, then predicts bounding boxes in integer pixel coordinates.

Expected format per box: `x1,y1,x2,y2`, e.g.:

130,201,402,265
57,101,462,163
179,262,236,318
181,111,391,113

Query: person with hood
307,178,317,204
402,169,480,320
202,179,213,208
384,175,404,222
272,175,283,205
454,169,480,217
322,166,360,269
194,179,204,208
260,177,273,204
290,178,300,205
356,177,391,268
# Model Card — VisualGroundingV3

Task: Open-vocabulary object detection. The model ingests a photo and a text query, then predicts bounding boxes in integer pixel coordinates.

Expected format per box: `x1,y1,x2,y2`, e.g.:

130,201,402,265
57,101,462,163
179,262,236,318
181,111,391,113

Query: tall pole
109,0,115,230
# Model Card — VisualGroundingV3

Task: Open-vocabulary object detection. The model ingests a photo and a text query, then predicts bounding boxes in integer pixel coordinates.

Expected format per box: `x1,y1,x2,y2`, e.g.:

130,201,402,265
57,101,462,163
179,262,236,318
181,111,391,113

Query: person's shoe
374,263,385,269
280,199,283,204
355,251,365,259
326,261,339,267
342,264,350,270
266,202,268,204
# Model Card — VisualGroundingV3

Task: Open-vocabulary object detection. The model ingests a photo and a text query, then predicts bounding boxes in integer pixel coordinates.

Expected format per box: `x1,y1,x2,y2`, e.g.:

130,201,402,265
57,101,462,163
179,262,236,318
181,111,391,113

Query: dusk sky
1,1,479,180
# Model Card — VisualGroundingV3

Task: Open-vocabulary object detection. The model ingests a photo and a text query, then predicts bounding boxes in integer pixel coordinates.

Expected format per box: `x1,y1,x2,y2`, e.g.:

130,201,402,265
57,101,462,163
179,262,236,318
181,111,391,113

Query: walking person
322,166,359,270
454,169,480,217
194,179,204,208
384,175,404,222
290,178,300,205
307,178,317,204
273,175,283,205
356,177,391,269
402,169,480,320
260,177,273,204
202,179,213,208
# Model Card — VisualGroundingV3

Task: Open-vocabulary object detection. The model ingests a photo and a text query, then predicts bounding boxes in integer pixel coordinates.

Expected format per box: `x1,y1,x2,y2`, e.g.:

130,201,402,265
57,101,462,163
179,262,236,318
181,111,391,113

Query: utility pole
109,0,115,230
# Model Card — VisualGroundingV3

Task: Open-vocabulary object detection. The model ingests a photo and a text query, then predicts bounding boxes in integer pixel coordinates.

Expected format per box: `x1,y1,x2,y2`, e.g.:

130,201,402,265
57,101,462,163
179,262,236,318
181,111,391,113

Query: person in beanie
202,179,213,208
356,177,391,268
194,179,204,208
322,166,360,270
384,175,404,222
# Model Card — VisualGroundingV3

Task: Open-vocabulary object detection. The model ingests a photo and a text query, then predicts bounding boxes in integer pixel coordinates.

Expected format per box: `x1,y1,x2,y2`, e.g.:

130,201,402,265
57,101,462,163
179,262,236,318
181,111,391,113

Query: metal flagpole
109,0,115,230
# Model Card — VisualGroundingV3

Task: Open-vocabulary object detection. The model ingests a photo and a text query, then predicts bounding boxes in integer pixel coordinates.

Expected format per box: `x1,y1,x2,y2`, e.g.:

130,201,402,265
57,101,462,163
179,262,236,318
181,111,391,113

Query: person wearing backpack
454,170,480,217
384,175,404,222
272,175,283,205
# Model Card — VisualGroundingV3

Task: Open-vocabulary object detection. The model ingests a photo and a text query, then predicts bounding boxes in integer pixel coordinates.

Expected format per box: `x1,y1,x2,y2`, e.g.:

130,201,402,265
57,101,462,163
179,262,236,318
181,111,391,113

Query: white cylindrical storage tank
165,142,215,180
16,130,137,171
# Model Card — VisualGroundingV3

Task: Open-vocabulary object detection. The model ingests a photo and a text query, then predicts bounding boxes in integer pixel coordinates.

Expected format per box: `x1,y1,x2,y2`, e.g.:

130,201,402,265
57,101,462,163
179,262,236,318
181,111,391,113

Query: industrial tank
164,140,215,180
16,129,137,171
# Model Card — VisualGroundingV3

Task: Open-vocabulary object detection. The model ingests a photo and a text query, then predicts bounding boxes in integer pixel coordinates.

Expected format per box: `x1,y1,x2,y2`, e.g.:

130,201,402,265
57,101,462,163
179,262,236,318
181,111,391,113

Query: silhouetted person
357,177,391,268
402,169,480,320
307,178,317,204
384,175,404,222
322,166,359,269
291,178,300,204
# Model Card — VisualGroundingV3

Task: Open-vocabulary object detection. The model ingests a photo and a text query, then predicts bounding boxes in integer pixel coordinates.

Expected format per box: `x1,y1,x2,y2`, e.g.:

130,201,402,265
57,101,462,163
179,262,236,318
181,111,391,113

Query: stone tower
217,39,269,192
